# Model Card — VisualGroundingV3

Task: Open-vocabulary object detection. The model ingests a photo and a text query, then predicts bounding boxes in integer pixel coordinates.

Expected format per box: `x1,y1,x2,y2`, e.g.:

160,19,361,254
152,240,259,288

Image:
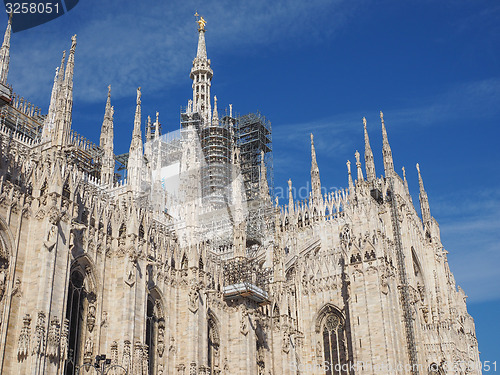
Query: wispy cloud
431,188,500,302
383,78,500,128
7,0,363,108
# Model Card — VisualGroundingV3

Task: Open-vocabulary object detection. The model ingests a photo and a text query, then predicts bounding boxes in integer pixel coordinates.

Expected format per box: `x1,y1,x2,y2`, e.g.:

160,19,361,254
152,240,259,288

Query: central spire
196,15,207,59
190,14,213,125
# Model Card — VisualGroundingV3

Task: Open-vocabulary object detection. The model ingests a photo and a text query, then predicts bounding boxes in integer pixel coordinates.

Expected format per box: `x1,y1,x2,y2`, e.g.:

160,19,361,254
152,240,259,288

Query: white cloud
7,0,362,107
433,188,500,302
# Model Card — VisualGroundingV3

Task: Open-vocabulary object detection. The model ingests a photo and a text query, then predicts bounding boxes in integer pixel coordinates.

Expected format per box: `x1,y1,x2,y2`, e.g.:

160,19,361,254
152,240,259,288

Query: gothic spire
55,35,76,146
100,85,113,147
380,111,394,177
416,163,431,224
190,15,213,124
154,111,160,138
355,150,364,181
310,133,322,203
363,117,376,181
195,15,207,59
288,179,294,214
127,87,143,190
259,150,270,203
100,85,114,186
146,115,152,141
131,87,142,148
0,12,12,84
57,50,66,92
347,160,354,191
50,51,66,145
41,66,60,142
212,95,219,125
402,166,409,194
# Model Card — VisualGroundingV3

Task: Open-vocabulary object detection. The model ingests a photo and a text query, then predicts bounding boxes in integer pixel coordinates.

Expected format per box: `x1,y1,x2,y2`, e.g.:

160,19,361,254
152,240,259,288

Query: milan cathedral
0,15,481,375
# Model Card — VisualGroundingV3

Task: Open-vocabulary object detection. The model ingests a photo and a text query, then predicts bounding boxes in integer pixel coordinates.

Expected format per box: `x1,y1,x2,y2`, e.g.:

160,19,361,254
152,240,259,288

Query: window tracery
316,305,349,375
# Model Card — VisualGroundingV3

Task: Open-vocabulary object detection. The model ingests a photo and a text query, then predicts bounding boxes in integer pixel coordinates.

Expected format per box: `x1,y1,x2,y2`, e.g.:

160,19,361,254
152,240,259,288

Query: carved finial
362,117,367,127
402,166,409,194
416,163,420,174
146,115,152,140
355,150,364,181
347,160,354,191
107,85,111,97
136,87,141,104
70,35,77,53
380,111,384,122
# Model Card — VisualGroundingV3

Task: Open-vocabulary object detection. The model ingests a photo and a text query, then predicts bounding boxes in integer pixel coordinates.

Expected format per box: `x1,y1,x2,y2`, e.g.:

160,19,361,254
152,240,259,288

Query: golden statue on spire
194,12,206,30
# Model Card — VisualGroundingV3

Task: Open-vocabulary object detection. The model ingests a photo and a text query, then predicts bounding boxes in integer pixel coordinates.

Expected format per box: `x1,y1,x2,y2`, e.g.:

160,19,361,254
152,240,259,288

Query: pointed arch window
145,292,165,375
208,314,220,374
64,270,86,375
322,314,348,375
145,298,156,374
315,306,349,375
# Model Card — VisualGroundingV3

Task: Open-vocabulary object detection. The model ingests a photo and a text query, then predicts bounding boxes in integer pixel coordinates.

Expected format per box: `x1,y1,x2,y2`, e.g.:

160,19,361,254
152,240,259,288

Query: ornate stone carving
125,251,138,287
43,223,58,252
17,313,31,358
240,309,249,336
84,336,93,363
86,304,96,332
282,329,290,353
188,285,198,313
157,320,165,357
32,311,46,355
176,364,185,375
133,341,143,375
189,362,197,375
110,341,118,365
46,316,60,359
123,340,131,372
60,318,69,362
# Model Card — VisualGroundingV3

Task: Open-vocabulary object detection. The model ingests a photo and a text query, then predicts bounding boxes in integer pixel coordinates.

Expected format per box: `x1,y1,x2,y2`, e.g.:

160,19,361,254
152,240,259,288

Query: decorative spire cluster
41,35,77,146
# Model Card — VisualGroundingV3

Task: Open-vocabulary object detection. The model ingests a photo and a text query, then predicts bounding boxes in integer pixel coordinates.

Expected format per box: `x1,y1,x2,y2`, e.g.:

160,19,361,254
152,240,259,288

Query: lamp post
75,355,128,375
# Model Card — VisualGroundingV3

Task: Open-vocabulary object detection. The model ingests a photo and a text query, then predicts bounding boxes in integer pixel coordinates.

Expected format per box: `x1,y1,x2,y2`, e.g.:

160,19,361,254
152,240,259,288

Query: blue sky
5,0,499,366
